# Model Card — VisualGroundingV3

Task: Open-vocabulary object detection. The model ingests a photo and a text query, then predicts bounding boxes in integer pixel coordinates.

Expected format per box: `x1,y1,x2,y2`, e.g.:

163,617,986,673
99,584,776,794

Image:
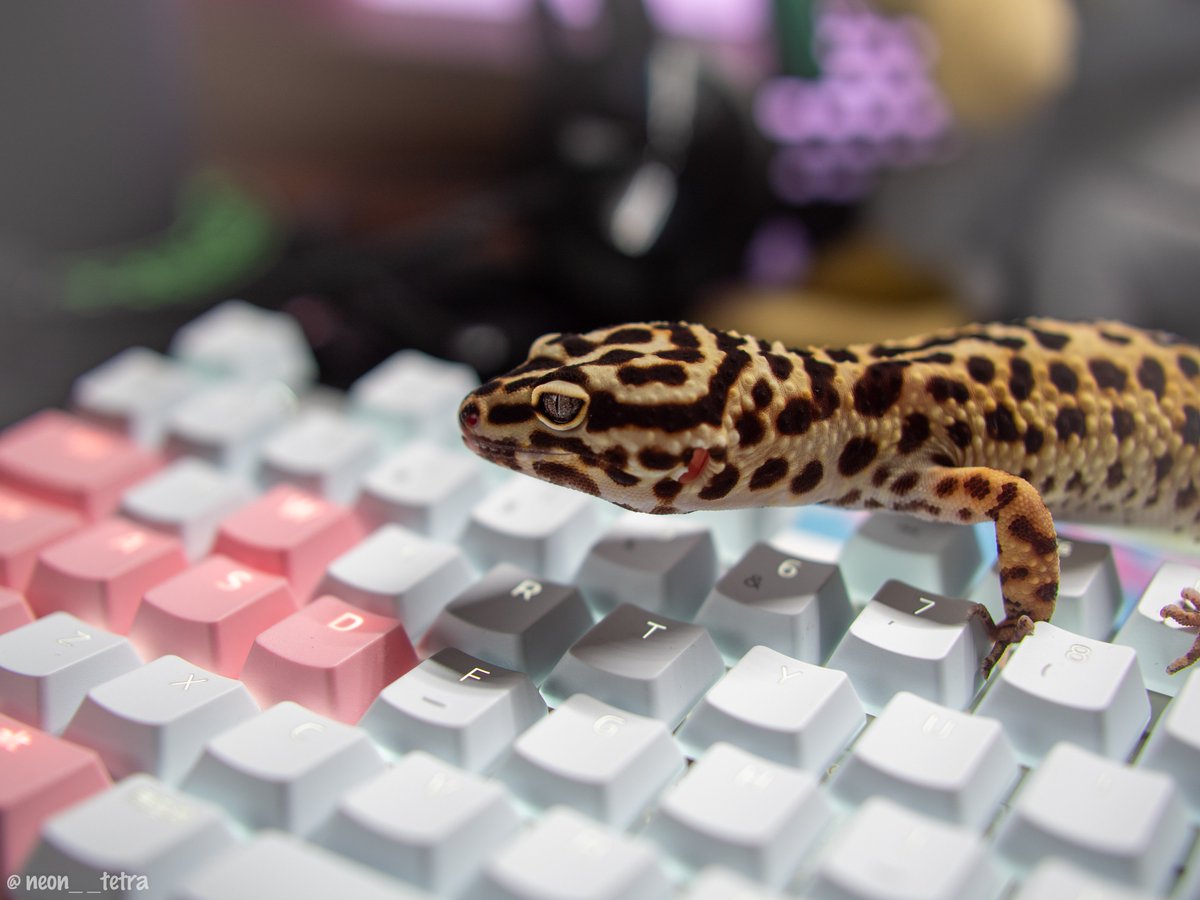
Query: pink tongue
678,448,709,484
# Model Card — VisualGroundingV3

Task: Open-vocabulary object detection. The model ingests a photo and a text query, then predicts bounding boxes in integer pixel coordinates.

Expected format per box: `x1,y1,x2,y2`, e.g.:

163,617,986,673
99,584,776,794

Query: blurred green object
774,0,821,79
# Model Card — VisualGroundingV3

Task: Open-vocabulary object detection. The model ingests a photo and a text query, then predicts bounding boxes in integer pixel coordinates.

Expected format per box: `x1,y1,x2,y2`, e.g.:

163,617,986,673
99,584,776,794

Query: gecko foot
980,613,1035,677
1161,587,1200,675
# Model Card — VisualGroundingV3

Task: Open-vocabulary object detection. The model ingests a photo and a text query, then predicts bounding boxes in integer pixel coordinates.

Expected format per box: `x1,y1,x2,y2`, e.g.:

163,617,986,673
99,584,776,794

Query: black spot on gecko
1179,355,1200,378
1106,462,1125,489
749,458,789,490
854,362,908,417
638,448,679,470
487,403,535,425
927,376,970,404
1008,357,1034,401
1112,408,1135,440
750,379,774,409
593,349,644,366
826,348,859,363
1100,330,1132,346
559,335,596,357
474,380,502,397
1065,472,1085,494
838,438,878,476
605,468,640,487
653,478,682,501
533,462,599,496
899,413,932,452
1035,582,1059,603
603,447,629,468
669,325,700,348
777,398,814,435
766,354,793,380
1176,483,1198,510
699,466,740,500
1055,407,1086,440
986,482,1019,518
985,406,1021,442
1049,362,1078,394
1088,359,1127,391
790,460,824,495
890,471,920,495
735,413,765,447
1182,406,1200,446
935,477,957,497
913,353,955,365
966,356,995,383
1031,328,1071,350
1156,453,1174,483
963,475,991,499
603,327,654,345
656,348,703,363
1138,357,1167,399
1024,427,1044,454
947,421,972,449
871,466,892,488
1008,516,1058,556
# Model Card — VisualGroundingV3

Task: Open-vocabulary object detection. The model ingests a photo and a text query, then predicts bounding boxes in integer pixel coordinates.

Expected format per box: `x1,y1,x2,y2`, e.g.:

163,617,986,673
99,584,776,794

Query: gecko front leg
1160,588,1200,674
894,464,1060,674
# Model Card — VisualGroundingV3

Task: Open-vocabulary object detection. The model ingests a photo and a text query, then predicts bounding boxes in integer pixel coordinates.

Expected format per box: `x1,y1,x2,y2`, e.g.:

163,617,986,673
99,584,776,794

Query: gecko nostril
460,403,481,430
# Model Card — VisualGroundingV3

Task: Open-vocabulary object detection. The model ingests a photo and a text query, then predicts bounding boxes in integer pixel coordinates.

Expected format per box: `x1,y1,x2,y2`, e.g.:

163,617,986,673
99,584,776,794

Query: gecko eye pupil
538,393,583,425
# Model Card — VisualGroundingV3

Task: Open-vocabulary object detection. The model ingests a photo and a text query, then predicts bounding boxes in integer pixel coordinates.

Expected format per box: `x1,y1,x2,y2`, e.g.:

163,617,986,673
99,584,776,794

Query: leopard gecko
457,318,1200,673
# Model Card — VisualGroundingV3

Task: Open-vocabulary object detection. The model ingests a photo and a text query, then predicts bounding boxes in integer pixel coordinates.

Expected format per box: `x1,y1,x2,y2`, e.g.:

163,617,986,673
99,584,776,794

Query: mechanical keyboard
2,300,1200,900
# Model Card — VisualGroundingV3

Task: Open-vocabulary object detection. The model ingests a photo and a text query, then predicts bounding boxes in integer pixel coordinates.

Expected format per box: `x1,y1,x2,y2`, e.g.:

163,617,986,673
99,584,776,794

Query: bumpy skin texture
458,318,1200,672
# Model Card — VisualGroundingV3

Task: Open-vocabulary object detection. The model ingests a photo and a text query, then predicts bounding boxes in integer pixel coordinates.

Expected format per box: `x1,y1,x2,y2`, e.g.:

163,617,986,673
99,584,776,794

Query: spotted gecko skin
458,318,1200,673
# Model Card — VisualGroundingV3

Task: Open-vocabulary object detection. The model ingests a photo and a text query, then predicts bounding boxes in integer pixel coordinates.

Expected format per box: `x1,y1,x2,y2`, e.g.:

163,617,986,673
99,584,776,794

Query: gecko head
457,321,762,513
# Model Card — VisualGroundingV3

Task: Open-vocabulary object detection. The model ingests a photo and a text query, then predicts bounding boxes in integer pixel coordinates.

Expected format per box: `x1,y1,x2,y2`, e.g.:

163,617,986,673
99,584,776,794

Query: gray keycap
695,543,853,664
356,443,485,540
164,379,297,476
542,603,724,727
420,563,593,684
259,409,380,505
350,349,479,444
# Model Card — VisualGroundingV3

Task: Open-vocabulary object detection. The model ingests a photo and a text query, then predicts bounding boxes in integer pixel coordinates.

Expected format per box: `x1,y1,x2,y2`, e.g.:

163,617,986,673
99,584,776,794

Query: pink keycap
212,485,365,602
241,595,418,723
0,410,162,520
0,711,111,876
0,485,83,592
129,555,296,677
25,517,189,633
0,588,33,634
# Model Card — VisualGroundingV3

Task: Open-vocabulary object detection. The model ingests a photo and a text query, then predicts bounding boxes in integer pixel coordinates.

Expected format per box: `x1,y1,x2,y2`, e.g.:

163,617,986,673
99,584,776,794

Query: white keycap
497,693,685,828
0,612,141,733
681,867,789,900
541,603,724,728
121,458,255,560
695,544,853,665
72,347,207,447
1114,562,1200,697
182,701,385,835
1013,859,1158,900
314,751,521,896
838,512,985,603
360,648,546,773
461,476,605,582
974,622,1150,764
828,691,1019,830
646,742,831,889
676,645,865,773
165,379,298,476
20,775,237,898
824,581,991,714
170,299,316,391
350,349,479,444
993,742,1189,893
259,408,380,505
62,655,258,784
971,536,1121,641
477,806,671,900
319,524,474,637
807,797,1004,900
575,512,718,621
684,507,794,566
356,443,485,540
1138,666,1200,820
177,832,426,900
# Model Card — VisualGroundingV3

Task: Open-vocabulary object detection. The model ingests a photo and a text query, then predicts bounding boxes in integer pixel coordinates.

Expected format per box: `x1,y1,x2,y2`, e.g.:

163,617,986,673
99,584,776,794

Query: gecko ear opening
532,381,589,430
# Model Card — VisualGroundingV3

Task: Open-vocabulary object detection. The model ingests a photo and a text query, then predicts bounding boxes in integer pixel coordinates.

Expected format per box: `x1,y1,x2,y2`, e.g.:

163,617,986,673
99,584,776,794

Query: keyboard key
165,378,298,475
349,349,479,443
240,595,417,723
1013,860,1159,900
356,442,485,540
360,648,546,772
461,476,605,582
129,555,296,677
0,486,82,592
71,346,206,448
178,832,427,900
62,655,258,783
25,516,188,633
0,587,33,633
646,742,832,889
993,742,1189,893
497,693,685,828
1114,562,1200,697
827,691,1019,830
182,701,385,834
169,298,316,390
971,535,1121,641
575,513,718,620
314,751,521,896
694,544,853,665
212,484,365,603
120,458,254,561
542,603,724,728
824,580,991,714
0,409,162,520
682,867,789,900
0,613,141,733
259,408,381,505
676,645,865,773
1138,666,1200,820
807,797,1004,900
838,511,985,603
319,524,475,638
20,774,238,897
420,563,593,684
478,806,671,900
975,622,1150,764
0,712,110,877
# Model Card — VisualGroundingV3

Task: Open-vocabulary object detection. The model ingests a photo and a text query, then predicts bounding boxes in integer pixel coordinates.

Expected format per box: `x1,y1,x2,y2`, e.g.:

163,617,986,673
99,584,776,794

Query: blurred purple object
745,216,813,285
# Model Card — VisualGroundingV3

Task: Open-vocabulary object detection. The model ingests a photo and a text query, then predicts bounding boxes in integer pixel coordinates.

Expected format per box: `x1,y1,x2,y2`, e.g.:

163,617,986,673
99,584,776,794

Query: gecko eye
532,381,589,430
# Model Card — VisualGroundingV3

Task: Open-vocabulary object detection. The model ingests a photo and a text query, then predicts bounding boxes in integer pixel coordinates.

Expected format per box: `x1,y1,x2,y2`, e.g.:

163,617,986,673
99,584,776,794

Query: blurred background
2,0,1200,423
